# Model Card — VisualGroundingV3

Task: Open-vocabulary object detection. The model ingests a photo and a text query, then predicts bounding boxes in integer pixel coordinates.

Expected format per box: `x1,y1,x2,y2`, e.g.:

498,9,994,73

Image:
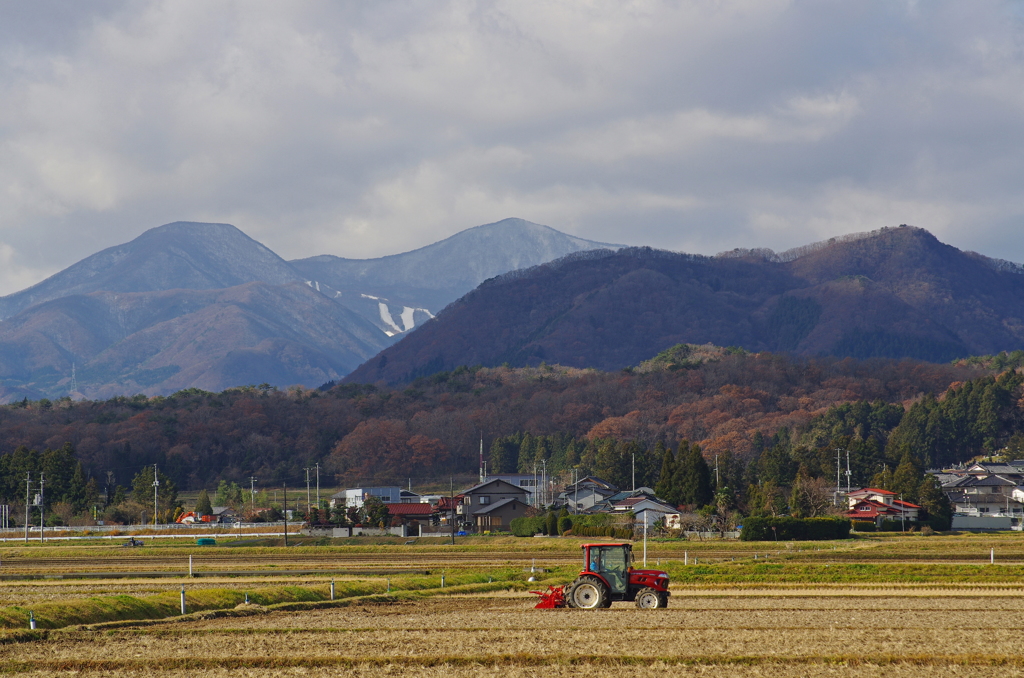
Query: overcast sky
2,0,1023,295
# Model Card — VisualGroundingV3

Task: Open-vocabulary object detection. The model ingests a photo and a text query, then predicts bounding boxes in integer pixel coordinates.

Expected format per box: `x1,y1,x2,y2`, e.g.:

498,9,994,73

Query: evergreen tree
517,434,536,473
674,441,712,508
65,462,88,514
917,475,952,530
870,465,894,491
195,489,213,516
84,477,100,514
41,443,78,509
564,440,581,469
130,466,178,510
746,480,784,517
789,467,813,518
654,444,676,504
891,450,922,503
757,442,797,486
489,436,516,474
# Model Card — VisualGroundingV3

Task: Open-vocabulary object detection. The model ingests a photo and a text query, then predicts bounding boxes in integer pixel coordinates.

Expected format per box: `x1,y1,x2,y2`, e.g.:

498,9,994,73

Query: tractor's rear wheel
635,587,665,609
568,576,609,609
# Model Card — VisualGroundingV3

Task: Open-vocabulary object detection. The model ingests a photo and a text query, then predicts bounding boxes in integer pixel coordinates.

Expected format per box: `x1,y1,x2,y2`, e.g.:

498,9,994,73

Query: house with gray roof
459,479,530,532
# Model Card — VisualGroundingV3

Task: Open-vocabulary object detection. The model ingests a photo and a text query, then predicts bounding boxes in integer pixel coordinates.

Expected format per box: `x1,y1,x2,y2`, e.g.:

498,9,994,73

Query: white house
330,486,402,508
612,496,680,528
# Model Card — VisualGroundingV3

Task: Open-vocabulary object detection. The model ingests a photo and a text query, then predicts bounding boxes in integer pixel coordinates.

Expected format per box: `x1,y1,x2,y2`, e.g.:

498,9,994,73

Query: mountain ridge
0,222,303,320
0,217,621,399
345,226,1024,384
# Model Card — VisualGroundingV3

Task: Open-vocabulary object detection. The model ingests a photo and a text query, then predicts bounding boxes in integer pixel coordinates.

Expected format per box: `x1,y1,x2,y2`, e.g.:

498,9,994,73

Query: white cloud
0,0,1022,294
0,242,54,297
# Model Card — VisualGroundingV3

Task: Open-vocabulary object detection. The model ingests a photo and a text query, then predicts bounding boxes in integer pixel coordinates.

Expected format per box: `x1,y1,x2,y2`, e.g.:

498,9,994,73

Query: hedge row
509,514,633,539
739,516,851,541
510,516,547,537
570,525,634,539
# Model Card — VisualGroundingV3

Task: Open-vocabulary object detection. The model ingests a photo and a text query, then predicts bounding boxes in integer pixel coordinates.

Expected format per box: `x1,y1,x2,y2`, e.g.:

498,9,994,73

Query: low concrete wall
951,515,1013,531
301,525,409,537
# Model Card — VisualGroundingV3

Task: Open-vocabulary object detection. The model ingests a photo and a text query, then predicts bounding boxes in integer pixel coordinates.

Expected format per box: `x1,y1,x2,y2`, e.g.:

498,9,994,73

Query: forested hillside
0,346,1011,520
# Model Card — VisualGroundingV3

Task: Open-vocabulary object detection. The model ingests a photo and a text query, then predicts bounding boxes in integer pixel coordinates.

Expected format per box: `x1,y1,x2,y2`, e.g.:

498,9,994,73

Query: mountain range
345,226,1024,384
0,218,617,400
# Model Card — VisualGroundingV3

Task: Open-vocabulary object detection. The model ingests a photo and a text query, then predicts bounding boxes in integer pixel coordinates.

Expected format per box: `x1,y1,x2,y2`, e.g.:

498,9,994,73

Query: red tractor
533,542,670,609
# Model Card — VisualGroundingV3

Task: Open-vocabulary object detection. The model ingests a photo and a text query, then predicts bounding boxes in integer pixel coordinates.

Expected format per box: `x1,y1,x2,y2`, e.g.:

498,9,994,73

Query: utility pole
449,476,455,545
533,464,538,509
152,464,160,526
845,450,852,494
24,473,30,544
835,448,842,506
314,463,320,508
282,483,288,547
541,460,547,508
38,473,45,543
304,468,312,512
900,493,906,532
249,476,257,513
573,468,579,515
631,452,635,492
715,453,720,487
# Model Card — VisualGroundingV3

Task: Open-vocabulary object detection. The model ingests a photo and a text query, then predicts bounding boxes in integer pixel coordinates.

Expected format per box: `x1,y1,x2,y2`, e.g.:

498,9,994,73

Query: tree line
0,349,1011,528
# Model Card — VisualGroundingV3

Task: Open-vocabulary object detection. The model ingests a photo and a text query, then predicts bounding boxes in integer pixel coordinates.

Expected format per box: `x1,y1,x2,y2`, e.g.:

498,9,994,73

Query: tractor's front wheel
635,587,666,609
567,576,609,609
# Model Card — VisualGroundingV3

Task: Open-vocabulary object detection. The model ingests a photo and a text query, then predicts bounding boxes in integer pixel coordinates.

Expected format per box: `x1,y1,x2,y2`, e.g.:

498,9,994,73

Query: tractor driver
589,550,601,573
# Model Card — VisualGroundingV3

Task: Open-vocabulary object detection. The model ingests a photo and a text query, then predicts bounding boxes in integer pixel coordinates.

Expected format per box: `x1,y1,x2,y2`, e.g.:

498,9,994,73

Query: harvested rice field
5,585,1024,676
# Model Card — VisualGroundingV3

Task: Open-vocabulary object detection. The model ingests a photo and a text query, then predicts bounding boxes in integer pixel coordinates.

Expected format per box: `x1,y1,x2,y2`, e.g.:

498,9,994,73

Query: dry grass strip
3,653,1024,672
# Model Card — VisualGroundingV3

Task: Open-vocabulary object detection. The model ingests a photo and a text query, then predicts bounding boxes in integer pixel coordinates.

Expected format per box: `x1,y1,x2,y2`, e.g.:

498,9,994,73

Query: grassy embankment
0,570,537,632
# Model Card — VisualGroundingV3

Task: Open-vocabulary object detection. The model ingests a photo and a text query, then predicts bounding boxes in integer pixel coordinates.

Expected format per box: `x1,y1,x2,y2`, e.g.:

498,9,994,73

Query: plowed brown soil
3,587,1024,676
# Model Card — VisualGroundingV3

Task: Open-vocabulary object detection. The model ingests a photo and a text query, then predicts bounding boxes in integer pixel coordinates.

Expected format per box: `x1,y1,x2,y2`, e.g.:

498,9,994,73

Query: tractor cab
582,543,630,595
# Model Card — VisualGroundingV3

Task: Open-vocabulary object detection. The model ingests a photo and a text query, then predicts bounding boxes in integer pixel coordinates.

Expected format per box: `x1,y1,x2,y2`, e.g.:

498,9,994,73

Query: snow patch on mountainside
400,306,433,331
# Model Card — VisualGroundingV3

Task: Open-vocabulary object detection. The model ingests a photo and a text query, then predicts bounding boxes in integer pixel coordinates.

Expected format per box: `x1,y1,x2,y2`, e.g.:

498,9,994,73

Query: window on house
479,496,490,505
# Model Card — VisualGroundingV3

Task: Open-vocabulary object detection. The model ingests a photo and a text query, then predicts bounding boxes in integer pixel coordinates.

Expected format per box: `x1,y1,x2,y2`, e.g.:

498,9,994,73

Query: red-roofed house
384,502,435,529
844,488,920,525
385,503,435,517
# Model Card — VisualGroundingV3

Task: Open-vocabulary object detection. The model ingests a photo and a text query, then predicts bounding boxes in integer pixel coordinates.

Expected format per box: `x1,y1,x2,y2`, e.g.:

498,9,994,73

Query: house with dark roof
459,479,530,531
611,495,679,527
209,506,237,523
472,497,531,531
941,472,1024,517
559,476,620,512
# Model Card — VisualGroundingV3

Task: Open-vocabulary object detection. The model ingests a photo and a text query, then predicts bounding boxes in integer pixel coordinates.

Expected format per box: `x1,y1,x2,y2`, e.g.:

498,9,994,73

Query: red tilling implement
531,585,566,608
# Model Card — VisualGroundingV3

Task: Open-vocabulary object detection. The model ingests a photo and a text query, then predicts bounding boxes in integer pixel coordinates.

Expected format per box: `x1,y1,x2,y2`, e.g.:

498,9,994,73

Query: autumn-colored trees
0,351,999,504
327,419,449,484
